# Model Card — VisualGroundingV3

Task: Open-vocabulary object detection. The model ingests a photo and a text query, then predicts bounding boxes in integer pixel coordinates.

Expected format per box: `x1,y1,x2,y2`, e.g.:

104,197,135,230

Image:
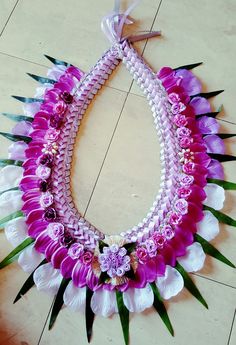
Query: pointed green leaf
208,153,236,162
175,262,208,309
204,133,236,139
0,237,34,269
150,283,174,336
12,96,43,103
116,291,129,345
1,113,34,122
14,258,48,303
0,186,19,196
86,287,95,343
191,90,224,99
0,132,31,143
98,240,108,253
0,159,23,167
194,234,235,268
123,242,136,254
44,54,72,67
0,210,23,228
203,205,236,227
27,73,56,85
174,62,203,70
207,178,236,190
49,278,71,330
196,111,219,119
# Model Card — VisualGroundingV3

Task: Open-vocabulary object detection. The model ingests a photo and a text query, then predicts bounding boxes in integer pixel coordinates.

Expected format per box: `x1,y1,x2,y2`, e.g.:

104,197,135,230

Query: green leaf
0,210,23,228
123,242,136,254
174,62,203,70
85,287,95,343
207,178,236,190
203,205,236,227
0,186,19,196
191,90,224,99
98,240,108,253
44,54,72,67
0,237,34,269
204,133,236,139
0,132,32,143
14,258,48,303
208,153,236,162
116,291,129,345
150,283,174,336
12,96,43,103
0,159,23,167
27,73,56,85
98,271,109,284
125,266,136,280
194,234,235,268
175,262,208,309
49,278,71,330
1,113,34,122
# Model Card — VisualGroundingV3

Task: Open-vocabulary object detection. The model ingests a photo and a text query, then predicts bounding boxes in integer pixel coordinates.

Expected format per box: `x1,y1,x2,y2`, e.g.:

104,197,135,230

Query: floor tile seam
0,0,20,38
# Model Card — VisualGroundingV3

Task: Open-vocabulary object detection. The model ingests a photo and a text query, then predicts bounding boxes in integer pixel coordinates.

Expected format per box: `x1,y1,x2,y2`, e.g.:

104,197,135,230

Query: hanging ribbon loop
101,0,161,44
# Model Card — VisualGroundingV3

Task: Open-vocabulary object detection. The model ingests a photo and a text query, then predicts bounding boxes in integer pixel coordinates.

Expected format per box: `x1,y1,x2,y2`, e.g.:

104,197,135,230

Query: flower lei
0,1,235,344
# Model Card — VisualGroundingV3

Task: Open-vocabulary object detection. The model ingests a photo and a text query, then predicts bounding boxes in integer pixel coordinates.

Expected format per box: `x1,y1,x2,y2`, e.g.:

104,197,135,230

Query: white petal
47,65,67,80
0,166,23,192
33,263,62,295
178,243,206,272
4,217,27,247
123,285,154,313
23,102,41,117
63,281,86,312
18,245,44,273
156,266,184,300
34,85,52,98
0,190,23,219
196,210,220,241
91,289,118,317
203,183,225,210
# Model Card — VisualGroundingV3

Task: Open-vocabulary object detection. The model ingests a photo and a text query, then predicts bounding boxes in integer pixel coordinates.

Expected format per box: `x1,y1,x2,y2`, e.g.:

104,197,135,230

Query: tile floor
0,0,235,344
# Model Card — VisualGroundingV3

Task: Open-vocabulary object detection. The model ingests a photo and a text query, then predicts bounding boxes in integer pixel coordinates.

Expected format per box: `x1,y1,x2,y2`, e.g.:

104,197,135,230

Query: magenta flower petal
45,241,60,261
197,116,220,134
60,256,77,279
207,159,224,179
129,264,146,289
203,134,225,154
72,262,87,287
34,230,52,253
22,197,40,213
175,69,202,96
51,247,68,268
26,209,44,225
86,268,100,291
188,203,204,222
171,236,186,257
159,244,176,267
66,66,84,81
157,67,174,80
28,220,48,238
190,97,211,115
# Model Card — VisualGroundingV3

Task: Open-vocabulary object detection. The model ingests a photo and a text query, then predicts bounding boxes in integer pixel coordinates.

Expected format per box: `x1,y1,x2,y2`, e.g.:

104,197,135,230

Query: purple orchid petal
51,247,68,268
26,209,44,224
159,244,176,267
20,176,39,191
34,230,52,253
197,116,220,134
190,97,211,115
157,67,174,80
60,256,77,279
175,69,202,96
22,190,40,202
28,219,48,238
188,203,204,222
22,197,40,213
171,236,186,257
129,264,146,289
8,141,27,161
194,152,211,167
86,268,100,291
45,241,60,261
203,134,225,154
12,121,32,136
207,159,224,179
66,66,84,81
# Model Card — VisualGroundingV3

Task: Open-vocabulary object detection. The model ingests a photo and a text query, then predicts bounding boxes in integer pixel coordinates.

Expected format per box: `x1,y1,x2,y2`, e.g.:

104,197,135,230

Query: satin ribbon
101,0,161,44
